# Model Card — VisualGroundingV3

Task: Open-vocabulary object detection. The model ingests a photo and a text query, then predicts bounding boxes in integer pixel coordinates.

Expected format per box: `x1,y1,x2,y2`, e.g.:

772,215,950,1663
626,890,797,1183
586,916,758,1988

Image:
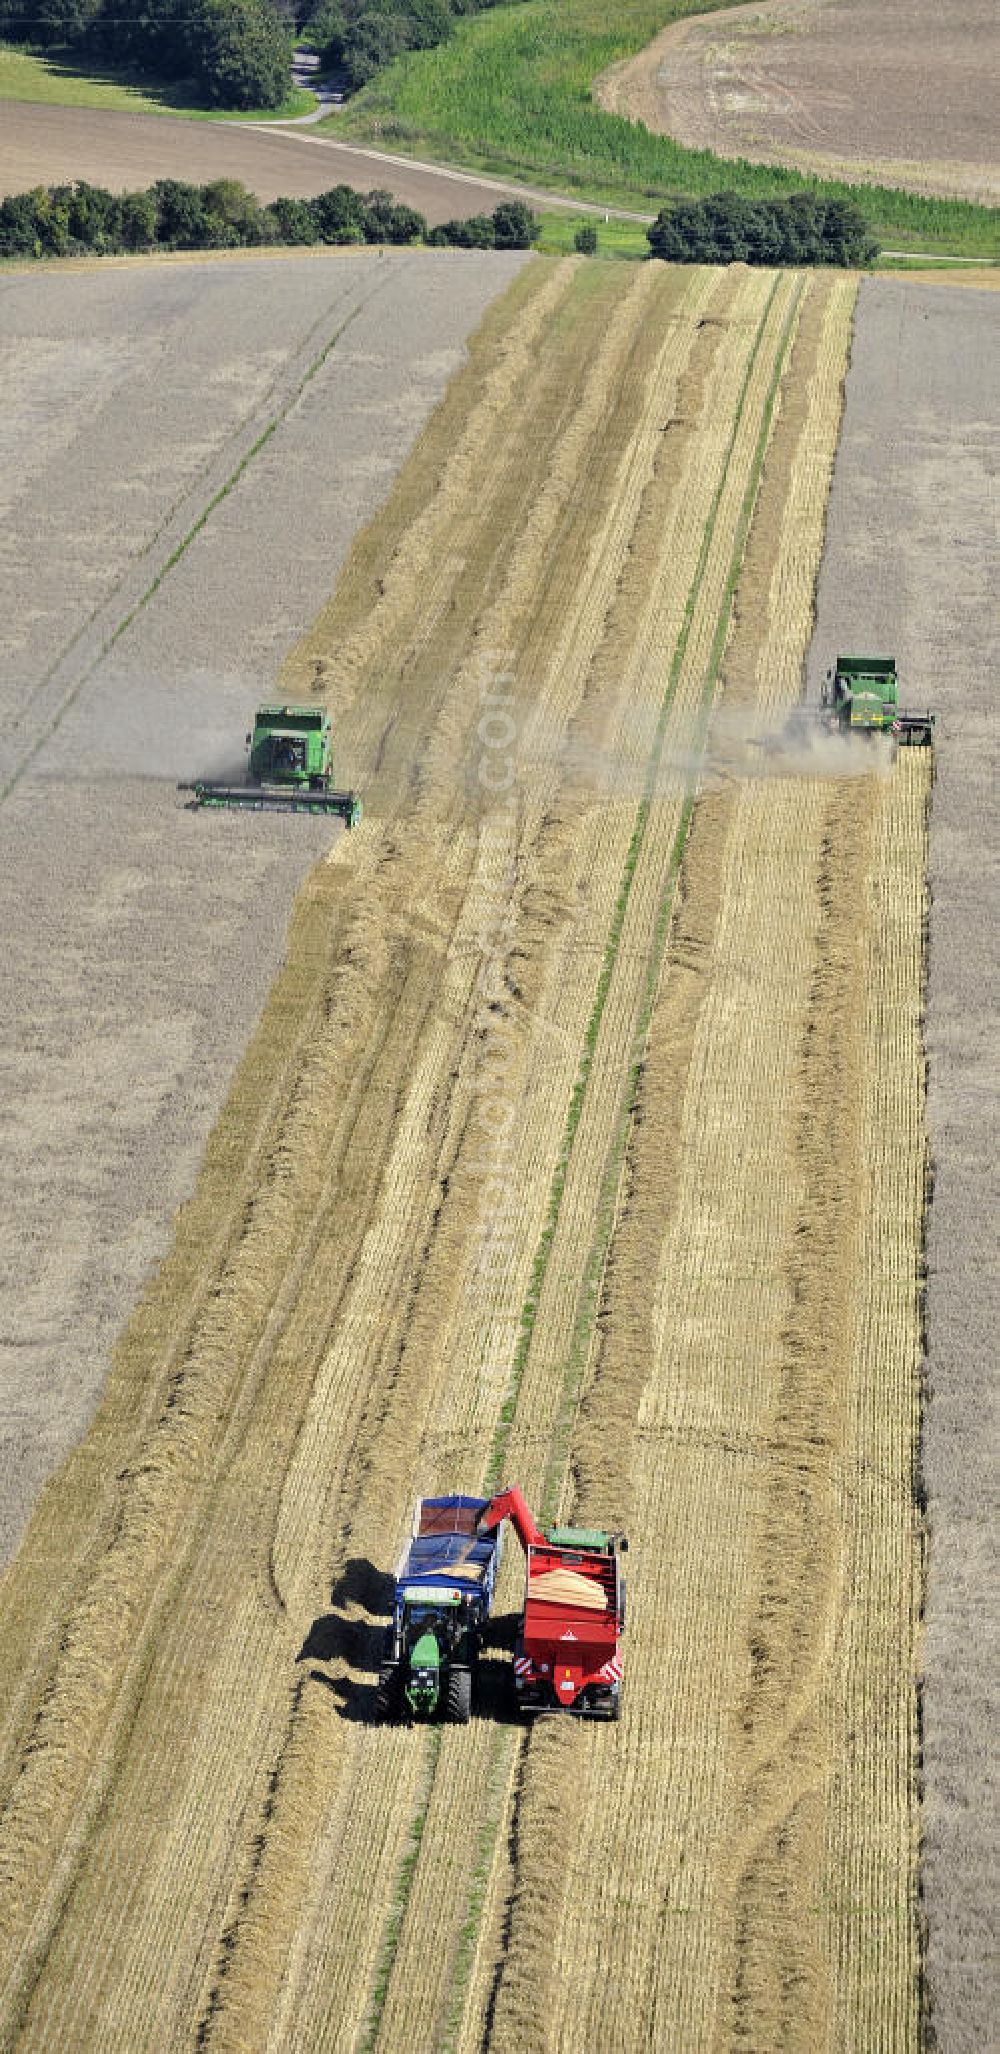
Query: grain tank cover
254,704,327,731
834,656,896,681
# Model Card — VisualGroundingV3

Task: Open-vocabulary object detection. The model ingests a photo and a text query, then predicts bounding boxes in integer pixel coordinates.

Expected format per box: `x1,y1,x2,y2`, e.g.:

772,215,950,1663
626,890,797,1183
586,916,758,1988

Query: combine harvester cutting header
377,1486,626,1724
182,704,362,823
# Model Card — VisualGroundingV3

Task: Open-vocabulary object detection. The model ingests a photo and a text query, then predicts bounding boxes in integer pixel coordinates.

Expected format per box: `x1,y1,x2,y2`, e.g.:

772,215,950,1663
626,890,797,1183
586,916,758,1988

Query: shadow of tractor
298,1562,521,1726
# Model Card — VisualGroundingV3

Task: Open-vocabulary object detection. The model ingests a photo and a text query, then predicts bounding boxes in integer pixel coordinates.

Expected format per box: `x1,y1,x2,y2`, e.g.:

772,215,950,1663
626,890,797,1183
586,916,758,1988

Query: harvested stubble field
597,0,1000,206
0,253,958,2050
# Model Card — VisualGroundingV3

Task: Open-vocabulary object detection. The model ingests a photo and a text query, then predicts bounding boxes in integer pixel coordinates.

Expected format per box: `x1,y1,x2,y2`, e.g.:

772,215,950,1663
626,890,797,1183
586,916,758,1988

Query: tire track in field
0,259,409,805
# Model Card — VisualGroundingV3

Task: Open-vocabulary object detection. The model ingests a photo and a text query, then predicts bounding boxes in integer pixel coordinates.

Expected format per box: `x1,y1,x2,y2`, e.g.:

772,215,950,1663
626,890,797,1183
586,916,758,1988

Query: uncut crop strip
0,258,719,2051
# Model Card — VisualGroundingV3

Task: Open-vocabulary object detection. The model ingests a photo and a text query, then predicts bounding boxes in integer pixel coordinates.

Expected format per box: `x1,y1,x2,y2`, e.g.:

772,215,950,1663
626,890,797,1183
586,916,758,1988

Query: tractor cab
394,1588,478,1720
400,1597,464,1718
265,732,308,778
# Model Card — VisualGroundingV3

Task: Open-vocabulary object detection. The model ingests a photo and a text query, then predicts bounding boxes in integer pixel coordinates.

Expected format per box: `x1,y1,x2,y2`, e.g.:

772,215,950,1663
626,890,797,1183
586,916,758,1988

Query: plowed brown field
0,257,932,2049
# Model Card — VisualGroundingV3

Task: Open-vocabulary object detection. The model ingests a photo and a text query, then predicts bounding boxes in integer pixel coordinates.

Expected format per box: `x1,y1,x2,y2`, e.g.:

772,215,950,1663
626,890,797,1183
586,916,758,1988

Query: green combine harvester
820,656,934,748
183,704,362,823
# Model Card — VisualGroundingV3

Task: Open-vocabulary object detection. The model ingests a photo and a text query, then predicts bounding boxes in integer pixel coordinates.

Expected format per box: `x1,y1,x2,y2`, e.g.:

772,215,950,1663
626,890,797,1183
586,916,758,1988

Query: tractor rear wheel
446,1667,472,1724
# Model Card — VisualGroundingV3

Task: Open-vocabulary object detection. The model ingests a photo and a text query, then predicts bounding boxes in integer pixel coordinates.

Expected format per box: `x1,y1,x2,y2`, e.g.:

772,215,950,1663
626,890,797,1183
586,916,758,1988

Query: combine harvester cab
377,1496,501,1725
478,1486,626,1720
182,704,362,824
822,656,935,749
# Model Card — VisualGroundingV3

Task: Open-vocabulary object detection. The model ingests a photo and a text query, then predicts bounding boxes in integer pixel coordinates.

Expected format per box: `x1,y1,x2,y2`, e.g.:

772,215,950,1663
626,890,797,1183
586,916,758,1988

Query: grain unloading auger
181,704,362,824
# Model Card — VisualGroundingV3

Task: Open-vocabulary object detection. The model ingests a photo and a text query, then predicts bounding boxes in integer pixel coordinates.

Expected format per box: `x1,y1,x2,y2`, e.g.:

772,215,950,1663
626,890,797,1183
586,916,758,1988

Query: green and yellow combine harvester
819,655,935,749
182,704,362,824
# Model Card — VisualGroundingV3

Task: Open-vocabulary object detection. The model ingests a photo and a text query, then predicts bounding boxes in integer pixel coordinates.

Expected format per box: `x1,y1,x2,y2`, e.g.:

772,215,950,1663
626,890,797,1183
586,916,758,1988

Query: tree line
0,0,294,108
0,0,508,107
647,192,879,267
0,176,540,256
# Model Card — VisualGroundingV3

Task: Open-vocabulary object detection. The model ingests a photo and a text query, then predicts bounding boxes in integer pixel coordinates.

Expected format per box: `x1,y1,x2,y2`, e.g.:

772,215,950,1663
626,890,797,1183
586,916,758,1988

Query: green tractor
378,1592,479,1725
182,704,362,823
821,656,934,748
375,1496,502,1725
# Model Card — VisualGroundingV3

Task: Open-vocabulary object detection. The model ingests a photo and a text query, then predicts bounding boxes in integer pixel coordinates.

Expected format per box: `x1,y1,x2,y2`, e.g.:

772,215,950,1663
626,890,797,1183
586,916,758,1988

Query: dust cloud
483,700,896,805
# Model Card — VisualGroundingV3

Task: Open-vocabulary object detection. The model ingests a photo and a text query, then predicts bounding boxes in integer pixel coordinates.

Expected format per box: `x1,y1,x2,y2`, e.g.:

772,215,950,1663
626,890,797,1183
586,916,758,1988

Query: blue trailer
376,1496,502,1723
